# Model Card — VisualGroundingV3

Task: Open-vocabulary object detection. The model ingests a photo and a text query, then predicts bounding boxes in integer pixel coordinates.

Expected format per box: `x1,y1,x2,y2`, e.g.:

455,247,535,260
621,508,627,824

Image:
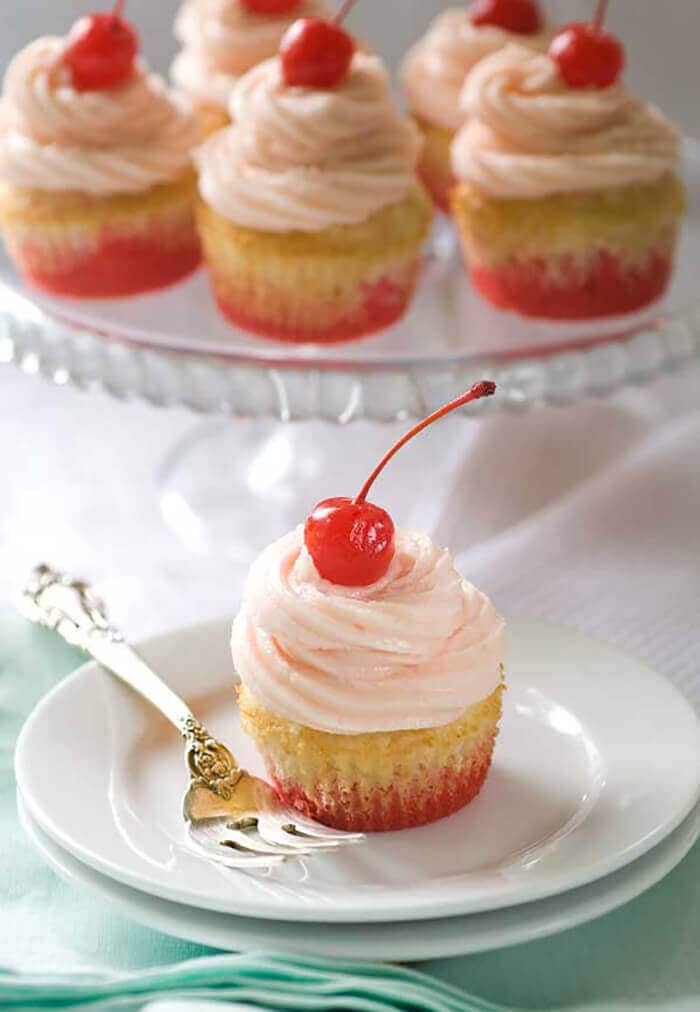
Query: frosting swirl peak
0,37,199,194
172,0,330,109
452,45,679,198
231,527,504,734
197,53,421,232
401,9,550,132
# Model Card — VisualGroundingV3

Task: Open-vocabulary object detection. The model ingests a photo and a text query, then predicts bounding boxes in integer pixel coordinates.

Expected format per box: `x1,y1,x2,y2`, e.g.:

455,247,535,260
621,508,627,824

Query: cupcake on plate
172,0,330,136
196,13,432,343
401,0,549,212
0,10,201,298
450,15,684,319
232,382,505,832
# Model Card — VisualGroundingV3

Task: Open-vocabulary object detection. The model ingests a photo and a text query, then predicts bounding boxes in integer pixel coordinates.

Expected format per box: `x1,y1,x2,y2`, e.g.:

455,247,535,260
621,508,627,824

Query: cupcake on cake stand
1,1,699,562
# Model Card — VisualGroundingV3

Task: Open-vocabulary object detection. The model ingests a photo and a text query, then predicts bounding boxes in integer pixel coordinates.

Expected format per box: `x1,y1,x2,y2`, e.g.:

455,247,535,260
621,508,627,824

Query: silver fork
19,565,364,869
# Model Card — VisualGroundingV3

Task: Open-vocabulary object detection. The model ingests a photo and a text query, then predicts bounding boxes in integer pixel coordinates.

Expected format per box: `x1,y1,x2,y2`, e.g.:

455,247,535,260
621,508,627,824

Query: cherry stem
593,0,608,31
113,0,125,18
334,0,357,25
354,381,496,505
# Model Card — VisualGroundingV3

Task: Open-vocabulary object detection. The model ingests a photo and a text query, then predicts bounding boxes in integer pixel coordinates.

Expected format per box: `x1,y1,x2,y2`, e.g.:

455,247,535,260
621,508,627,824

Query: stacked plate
15,618,700,961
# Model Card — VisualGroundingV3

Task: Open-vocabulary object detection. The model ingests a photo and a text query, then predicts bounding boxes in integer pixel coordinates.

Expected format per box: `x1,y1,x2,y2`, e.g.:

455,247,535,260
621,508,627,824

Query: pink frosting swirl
452,45,679,198
196,53,420,232
231,527,505,734
0,37,200,194
172,0,330,109
401,9,550,132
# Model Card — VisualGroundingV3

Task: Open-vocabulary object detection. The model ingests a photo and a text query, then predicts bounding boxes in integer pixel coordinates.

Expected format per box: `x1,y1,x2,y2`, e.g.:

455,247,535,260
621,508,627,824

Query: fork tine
285,823,365,843
185,830,289,869
256,814,349,851
214,850,288,869
272,808,366,842
221,827,312,857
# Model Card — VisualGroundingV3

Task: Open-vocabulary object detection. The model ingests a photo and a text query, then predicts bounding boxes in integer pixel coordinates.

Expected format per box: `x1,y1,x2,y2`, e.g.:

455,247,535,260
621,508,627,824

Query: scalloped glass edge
1,292,699,421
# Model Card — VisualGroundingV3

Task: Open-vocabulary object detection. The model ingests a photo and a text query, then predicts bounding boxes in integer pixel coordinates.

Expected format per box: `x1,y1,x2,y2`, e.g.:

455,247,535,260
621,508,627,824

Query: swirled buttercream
401,9,549,132
231,527,504,734
172,0,329,109
0,37,200,194
196,53,420,232
451,45,679,198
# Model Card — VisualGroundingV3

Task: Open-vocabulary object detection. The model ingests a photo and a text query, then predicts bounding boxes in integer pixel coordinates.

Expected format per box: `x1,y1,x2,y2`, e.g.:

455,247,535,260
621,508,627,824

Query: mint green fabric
1,612,698,1011
0,956,502,1012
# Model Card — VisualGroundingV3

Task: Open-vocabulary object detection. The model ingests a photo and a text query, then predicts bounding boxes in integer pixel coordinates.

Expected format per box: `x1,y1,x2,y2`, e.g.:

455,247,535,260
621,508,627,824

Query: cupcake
401,0,548,212
232,382,505,832
450,22,684,319
172,0,330,136
196,15,432,343
0,11,201,298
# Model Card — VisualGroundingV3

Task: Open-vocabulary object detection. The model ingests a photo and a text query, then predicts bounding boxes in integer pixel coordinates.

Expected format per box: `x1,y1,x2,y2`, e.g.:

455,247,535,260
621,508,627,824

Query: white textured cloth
451,405,700,710
0,363,698,713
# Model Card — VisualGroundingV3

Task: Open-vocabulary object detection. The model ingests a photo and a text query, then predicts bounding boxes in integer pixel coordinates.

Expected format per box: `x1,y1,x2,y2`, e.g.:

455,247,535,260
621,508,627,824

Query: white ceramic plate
18,795,699,961
15,618,700,924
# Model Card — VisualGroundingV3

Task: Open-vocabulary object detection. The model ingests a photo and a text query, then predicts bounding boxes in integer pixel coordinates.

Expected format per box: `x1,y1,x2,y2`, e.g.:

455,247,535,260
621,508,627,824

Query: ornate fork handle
182,717,243,800
19,565,243,801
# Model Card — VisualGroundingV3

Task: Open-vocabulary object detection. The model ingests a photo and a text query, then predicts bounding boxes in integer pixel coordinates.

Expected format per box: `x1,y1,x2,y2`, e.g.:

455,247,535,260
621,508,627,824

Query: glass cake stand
2,140,699,556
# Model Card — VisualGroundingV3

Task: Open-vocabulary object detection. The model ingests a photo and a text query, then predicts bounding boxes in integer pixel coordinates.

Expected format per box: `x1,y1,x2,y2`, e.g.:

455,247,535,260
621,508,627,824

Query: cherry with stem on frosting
280,0,357,89
240,0,302,14
64,0,139,92
469,0,542,35
304,381,497,587
549,0,624,89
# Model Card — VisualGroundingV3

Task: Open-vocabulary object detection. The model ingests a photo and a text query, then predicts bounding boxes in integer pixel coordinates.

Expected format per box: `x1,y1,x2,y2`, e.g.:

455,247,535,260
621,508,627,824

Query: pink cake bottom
417,164,453,215
469,248,673,320
18,232,201,299
269,741,495,832
213,271,417,344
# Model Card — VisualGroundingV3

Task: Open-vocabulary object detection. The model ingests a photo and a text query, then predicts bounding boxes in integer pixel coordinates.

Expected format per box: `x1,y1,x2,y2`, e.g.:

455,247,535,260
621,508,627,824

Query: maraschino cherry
470,0,542,35
549,0,624,89
304,381,497,587
241,0,302,14
64,0,139,92
280,0,356,89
